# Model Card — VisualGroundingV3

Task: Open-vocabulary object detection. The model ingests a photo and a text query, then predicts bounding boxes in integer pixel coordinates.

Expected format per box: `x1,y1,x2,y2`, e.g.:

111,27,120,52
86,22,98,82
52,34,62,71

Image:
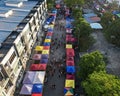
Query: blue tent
45,36,51,39
40,59,48,64
32,84,43,93
41,54,49,59
44,42,51,46
48,28,53,32
66,66,75,73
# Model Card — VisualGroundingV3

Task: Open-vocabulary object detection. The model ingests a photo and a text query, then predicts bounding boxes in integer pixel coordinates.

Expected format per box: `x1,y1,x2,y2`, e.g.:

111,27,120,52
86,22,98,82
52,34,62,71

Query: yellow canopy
49,24,54,28
35,46,43,51
66,44,72,48
44,39,51,42
42,50,49,54
65,80,75,88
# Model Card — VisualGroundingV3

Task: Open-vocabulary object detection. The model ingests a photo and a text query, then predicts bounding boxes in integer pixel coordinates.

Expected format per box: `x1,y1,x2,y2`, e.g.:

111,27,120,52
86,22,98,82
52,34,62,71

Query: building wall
0,0,47,96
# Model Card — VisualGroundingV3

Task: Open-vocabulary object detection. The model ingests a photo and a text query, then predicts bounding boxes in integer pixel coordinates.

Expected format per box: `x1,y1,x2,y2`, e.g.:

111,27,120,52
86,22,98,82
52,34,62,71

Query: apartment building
0,0,47,96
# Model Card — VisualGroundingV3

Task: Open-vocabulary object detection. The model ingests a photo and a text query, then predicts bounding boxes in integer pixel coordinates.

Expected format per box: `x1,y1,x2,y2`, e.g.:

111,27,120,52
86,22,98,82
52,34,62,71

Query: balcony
0,78,9,87
4,67,13,76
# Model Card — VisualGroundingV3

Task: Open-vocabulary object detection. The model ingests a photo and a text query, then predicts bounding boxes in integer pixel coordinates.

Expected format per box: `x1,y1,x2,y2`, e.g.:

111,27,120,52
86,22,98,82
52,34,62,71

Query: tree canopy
64,0,84,7
82,71,120,96
78,51,106,80
104,19,120,47
101,12,114,29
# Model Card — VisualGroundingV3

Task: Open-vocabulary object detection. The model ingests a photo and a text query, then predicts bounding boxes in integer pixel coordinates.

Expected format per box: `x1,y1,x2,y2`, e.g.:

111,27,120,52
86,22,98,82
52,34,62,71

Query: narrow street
42,13,66,96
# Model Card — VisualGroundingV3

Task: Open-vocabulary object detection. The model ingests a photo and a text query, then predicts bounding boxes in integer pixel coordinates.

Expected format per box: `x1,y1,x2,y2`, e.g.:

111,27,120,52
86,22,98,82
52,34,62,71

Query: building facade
0,0,47,96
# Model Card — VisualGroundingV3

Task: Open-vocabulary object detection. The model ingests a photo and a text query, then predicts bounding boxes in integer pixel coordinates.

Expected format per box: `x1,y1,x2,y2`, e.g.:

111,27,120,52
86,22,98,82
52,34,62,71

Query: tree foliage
47,0,54,10
78,51,105,80
82,71,120,96
73,18,93,51
101,12,114,29
104,19,120,47
64,0,84,7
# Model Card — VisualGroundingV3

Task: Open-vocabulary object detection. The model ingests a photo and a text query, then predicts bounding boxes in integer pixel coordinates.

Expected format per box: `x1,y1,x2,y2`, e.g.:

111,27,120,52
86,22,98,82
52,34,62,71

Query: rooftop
0,0,39,62
0,0,37,45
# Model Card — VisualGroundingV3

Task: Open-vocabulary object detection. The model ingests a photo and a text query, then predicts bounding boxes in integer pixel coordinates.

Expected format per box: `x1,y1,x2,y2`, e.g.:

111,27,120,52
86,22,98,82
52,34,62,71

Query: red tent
66,48,75,57
43,46,50,50
66,60,74,66
66,57,74,61
32,93,42,96
30,64,47,71
47,32,53,36
66,74,75,80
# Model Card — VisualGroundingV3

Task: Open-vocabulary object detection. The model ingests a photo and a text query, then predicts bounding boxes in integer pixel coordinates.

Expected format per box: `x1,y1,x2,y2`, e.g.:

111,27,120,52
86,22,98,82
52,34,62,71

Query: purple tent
41,54,49,59
20,84,33,95
23,71,36,84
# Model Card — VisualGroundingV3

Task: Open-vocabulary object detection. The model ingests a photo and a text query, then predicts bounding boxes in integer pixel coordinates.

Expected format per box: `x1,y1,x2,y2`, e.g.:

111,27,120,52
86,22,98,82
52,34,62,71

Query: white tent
33,71,45,84
90,23,103,29
20,84,33,95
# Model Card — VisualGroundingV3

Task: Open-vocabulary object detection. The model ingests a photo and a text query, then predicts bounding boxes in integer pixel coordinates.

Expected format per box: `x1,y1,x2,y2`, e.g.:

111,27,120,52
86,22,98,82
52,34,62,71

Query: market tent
64,87,74,95
32,54,41,60
66,74,75,80
44,39,51,42
32,93,42,96
32,84,43,93
49,24,54,28
43,42,51,46
66,28,72,33
30,64,47,71
23,71,35,84
20,84,33,95
83,13,97,18
66,34,73,38
48,28,53,32
45,36,52,39
65,80,75,88
43,46,50,50
66,44,72,48
66,66,75,73
66,48,75,57
42,50,49,54
66,60,74,66
40,59,48,64
46,32,53,36
35,46,43,51
33,71,45,84
90,23,103,29
66,57,74,61
41,54,49,59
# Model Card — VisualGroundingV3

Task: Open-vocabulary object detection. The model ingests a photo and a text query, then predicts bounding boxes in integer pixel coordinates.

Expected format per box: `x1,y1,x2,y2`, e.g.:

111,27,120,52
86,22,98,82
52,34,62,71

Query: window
4,81,12,92
0,72,4,81
9,52,16,64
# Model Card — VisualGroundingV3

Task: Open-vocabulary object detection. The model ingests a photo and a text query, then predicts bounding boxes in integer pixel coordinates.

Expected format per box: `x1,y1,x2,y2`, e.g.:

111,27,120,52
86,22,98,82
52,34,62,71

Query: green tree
64,0,84,8
78,51,105,80
104,19,120,47
73,18,93,51
101,12,113,29
72,8,82,20
82,71,120,96
47,0,54,10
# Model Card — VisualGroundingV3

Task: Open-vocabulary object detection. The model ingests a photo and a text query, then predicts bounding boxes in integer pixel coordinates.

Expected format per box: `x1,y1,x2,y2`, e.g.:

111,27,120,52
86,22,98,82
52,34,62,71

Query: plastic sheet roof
90,23,103,29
